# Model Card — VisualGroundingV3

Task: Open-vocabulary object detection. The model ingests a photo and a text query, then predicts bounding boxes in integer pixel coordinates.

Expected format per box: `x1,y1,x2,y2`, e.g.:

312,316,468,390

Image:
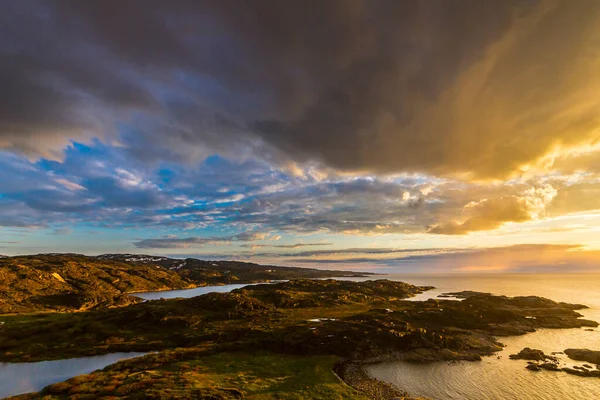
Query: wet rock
439,291,492,299
564,349,600,365
563,367,600,377
539,362,561,371
510,348,555,361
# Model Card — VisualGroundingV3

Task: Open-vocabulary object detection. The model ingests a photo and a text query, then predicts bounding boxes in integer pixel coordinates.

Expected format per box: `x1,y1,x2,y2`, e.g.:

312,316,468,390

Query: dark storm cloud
1,1,599,177
0,1,157,158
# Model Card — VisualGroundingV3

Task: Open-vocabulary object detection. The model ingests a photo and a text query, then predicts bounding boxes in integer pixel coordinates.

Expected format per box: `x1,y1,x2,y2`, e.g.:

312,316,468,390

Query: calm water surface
3,275,599,399
132,283,255,300
367,273,600,400
0,353,146,398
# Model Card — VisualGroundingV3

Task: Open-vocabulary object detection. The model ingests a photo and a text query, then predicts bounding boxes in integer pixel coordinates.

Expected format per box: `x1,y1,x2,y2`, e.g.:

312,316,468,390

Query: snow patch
170,261,187,270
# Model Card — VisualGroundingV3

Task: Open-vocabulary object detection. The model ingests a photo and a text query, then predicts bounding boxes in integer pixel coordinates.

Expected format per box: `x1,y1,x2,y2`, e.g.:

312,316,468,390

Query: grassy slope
0,280,434,362
0,254,194,314
12,351,368,400
0,254,372,314
99,254,373,284
1,279,595,399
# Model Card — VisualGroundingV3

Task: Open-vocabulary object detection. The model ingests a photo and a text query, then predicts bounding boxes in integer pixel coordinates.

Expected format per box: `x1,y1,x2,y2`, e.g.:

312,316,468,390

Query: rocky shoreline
2,279,598,398
0,254,371,314
334,361,419,400
510,347,600,377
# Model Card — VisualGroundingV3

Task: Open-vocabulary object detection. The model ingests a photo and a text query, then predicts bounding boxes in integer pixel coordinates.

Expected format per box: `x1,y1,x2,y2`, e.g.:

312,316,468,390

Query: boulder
539,362,560,371
564,349,600,365
510,347,554,361
563,367,600,378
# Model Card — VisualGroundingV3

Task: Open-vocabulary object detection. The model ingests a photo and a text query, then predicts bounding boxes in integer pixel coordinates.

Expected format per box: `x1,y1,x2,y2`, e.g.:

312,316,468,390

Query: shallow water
367,273,600,400
4,274,598,399
132,282,260,300
0,352,146,398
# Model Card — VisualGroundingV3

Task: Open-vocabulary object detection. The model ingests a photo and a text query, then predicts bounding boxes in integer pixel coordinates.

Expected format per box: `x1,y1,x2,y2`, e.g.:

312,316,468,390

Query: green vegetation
12,350,368,400
98,254,373,285
0,254,192,314
0,254,370,314
0,280,434,362
1,278,595,399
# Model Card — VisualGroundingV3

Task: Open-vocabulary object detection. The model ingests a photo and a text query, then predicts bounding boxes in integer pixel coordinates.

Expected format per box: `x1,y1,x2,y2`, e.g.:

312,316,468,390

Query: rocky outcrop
562,367,600,377
98,254,374,283
237,279,434,308
509,348,556,362
2,278,596,366
439,291,492,298
334,361,427,400
0,254,194,314
0,254,373,314
513,348,600,378
539,362,560,371
564,349,600,365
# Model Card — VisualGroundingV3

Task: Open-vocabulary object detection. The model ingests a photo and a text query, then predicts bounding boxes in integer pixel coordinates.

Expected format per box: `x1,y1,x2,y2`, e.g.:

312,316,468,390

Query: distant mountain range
0,253,372,314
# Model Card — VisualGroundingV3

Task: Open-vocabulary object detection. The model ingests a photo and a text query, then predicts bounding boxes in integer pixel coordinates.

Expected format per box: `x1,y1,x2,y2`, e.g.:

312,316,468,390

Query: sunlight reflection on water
366,273,600,400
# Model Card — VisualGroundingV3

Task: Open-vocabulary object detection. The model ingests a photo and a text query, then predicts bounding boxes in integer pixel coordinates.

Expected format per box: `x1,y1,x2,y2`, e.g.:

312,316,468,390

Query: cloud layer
1,1,600,178
1,1,600,268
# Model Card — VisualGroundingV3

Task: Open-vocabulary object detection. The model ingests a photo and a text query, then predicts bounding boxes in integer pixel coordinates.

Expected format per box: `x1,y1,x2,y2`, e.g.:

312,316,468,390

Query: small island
1,272,596,399
508,347,600,377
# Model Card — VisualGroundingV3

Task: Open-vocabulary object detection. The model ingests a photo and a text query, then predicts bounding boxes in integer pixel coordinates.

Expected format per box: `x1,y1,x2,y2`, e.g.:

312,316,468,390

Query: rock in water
564,349,600,365
562,367,600,378
510,348,554,361
539,363,560,371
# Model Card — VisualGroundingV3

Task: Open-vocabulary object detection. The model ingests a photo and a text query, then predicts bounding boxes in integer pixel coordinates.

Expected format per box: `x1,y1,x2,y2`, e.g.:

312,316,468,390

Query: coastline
334,360,424,400
2,278,599,399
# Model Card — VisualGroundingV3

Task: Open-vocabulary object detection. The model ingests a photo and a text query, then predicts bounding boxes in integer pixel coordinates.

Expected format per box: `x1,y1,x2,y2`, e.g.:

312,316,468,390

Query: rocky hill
2,280,594,400
0,254,372,314
0,254,194,314
97,253,371,283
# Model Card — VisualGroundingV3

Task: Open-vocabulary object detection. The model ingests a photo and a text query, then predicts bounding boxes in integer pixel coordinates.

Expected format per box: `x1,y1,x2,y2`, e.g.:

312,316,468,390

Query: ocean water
3,274,599,399
366,273,600,400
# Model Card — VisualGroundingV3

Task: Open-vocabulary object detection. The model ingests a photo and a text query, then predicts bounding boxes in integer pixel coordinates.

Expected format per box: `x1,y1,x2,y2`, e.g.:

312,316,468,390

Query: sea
1,273,600,399
365,273,600,400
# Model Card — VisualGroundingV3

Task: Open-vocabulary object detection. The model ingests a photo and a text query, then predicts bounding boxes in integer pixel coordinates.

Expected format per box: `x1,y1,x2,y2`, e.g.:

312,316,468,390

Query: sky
1,0,600,273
